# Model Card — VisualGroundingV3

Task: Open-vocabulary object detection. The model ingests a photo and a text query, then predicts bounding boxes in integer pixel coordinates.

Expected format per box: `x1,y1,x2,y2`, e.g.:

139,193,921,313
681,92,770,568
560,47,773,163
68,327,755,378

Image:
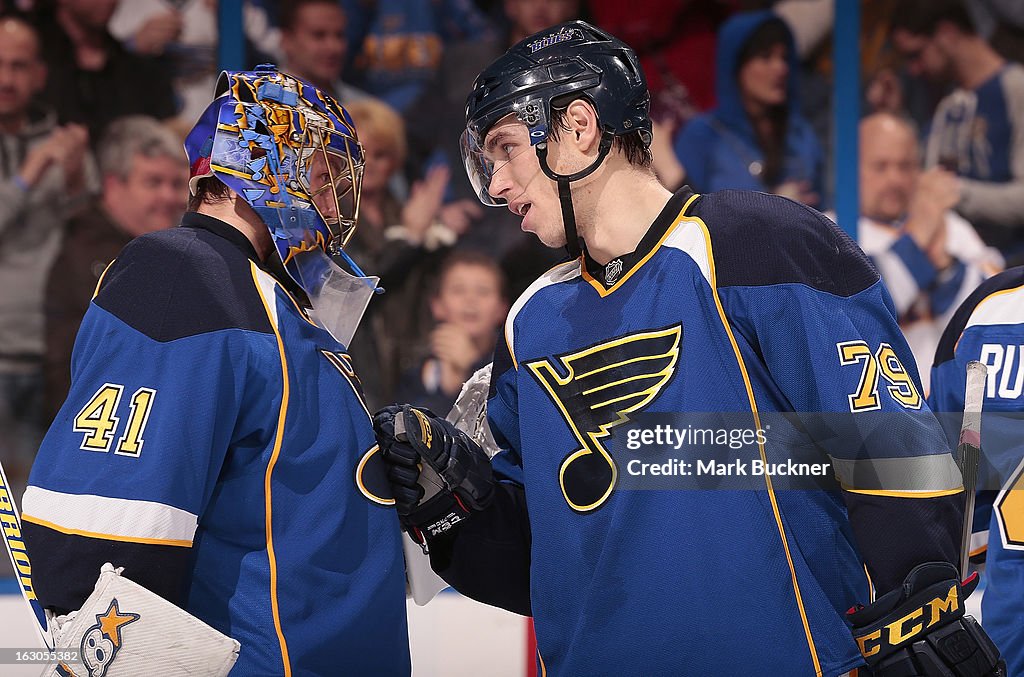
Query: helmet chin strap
535,131,614,259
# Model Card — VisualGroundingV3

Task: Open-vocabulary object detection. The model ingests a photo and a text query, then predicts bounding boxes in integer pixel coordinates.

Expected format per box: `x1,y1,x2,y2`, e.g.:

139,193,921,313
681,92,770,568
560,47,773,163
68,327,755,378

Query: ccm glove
373,405,494,545
847,562,1005,677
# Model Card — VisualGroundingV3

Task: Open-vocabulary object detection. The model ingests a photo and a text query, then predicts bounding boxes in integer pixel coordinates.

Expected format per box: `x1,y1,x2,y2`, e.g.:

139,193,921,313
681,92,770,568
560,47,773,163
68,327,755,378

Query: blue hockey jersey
455,189,964,676
22,213,410,676
930,266,1024,676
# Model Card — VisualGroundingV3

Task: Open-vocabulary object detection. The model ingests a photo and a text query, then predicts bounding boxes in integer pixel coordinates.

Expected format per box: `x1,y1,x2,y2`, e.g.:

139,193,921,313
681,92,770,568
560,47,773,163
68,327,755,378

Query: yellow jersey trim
843,487,964,499
92,259,117,300
250,263,293,677
580,192,700,298
691,215,824,676
356,445,396,506
20,514,192,548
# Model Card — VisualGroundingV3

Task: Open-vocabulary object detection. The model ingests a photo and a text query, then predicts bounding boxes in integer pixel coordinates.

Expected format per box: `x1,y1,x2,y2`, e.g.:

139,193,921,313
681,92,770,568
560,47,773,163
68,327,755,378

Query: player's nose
487,167,513,201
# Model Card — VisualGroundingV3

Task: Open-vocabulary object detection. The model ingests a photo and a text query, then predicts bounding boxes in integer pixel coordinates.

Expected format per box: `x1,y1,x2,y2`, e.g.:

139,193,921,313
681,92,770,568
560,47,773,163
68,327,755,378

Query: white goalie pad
44,563,239,677
404,363,500,606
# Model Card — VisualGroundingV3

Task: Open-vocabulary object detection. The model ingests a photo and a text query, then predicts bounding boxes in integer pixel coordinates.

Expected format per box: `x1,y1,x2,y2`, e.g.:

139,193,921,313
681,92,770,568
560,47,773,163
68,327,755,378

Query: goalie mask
185,65,377,346
461,21,652,258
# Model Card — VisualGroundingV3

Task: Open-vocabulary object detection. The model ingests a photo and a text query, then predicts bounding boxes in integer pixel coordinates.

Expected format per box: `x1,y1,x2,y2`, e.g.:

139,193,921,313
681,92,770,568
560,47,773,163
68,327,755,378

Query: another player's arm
711,196,1001,674
373,344,533,616
22,239,249,614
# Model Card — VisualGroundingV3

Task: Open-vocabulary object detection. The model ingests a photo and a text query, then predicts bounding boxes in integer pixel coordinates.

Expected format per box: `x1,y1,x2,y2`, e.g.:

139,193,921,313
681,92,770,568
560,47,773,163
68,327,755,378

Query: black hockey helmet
460,21,652,257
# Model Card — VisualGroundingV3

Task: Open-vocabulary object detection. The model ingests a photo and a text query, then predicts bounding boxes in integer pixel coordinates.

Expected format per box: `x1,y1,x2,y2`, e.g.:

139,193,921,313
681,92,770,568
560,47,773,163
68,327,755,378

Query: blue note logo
526,325,681,512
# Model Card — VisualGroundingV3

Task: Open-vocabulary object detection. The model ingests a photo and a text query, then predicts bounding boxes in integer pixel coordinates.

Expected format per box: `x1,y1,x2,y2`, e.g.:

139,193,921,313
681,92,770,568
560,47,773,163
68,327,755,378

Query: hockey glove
373,405,494,546
847,562,1005,677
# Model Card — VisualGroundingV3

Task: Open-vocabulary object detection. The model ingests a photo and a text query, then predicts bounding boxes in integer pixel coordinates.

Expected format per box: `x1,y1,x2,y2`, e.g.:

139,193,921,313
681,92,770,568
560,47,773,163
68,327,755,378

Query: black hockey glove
372,405,494,546
847,562,1005,677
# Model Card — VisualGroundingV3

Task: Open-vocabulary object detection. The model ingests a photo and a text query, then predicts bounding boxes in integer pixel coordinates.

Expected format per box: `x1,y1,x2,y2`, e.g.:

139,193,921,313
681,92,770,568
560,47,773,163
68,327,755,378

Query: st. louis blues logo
79,598,139,677
526,325,681,512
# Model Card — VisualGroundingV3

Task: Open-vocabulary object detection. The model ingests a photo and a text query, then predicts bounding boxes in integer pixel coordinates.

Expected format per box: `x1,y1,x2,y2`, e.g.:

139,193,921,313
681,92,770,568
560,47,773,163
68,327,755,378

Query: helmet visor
298,126,363,253
460,119,540,207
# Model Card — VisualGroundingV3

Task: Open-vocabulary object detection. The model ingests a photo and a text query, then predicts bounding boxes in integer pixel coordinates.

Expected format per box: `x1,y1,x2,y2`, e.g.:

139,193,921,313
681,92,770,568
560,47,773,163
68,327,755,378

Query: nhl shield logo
604,258,624,285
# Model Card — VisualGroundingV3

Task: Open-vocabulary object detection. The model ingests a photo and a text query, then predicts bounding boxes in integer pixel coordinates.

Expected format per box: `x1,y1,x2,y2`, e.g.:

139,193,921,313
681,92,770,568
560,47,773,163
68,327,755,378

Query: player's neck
196,195,275,261
953,38,1005,90
578,168,673,266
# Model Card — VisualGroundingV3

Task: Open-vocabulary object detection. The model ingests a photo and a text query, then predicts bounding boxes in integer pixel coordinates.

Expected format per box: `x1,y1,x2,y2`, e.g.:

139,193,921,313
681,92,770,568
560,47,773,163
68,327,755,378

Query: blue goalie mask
186,64,363,261
185,65,378,346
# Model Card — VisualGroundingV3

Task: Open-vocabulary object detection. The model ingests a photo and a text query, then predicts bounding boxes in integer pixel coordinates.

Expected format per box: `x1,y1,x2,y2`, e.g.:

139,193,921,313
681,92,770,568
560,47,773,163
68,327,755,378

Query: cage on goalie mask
185,64,364,265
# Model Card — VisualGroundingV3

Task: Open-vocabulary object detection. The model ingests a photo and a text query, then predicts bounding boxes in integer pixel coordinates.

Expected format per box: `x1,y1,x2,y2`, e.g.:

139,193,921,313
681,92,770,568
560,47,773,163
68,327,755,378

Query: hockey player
930,266,1024,675
373,21,1004,675
22,66,410,675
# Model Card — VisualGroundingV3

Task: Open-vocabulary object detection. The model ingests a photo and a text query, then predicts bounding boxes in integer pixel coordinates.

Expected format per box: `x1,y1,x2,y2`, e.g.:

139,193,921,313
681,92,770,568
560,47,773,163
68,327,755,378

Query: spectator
403,0,574,294
0,14,92,490
344,97,468,408
589,0,731,125
892,0,1024,265
44,116,186,420
34,0,176,142
851,112,1002,389
395,250,507,414
343,0,494,112
673,11,825,207
278,0,370,105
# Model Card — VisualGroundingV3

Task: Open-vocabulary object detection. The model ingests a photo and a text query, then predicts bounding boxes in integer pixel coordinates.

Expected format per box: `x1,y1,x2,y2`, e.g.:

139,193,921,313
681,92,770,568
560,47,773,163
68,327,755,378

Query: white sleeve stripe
22,487,198,545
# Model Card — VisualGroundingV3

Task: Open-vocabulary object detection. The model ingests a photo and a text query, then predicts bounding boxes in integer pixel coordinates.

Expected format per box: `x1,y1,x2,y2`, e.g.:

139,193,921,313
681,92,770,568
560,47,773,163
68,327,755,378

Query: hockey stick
0,458,54,649
957,360,987,577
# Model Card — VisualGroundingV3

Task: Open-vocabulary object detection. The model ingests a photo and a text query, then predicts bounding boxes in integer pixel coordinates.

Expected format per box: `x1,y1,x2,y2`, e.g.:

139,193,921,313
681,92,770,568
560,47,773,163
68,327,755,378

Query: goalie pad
44,563,239,677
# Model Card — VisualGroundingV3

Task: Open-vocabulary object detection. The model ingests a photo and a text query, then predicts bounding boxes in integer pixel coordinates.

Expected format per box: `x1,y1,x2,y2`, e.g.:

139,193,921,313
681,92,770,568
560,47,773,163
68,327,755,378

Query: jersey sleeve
707,192,964,594
22,233,270,612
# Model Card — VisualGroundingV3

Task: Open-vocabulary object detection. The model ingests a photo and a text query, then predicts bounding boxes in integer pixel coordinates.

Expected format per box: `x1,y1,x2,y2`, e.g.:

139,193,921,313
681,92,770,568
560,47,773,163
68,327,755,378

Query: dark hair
891,0,975,36
736,18,791,189
187,176,232,212
547,98,653,168
737,18,790,72
433,250,509,300
279,0,343,32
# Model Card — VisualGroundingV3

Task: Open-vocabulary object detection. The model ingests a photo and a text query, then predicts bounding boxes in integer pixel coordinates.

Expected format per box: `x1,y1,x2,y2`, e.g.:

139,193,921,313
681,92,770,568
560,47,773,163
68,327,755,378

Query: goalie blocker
46,563,239,677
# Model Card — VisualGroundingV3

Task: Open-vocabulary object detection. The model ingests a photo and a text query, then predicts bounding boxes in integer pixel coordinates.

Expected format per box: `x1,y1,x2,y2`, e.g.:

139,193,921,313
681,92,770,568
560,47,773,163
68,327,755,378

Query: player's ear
564,99,600,154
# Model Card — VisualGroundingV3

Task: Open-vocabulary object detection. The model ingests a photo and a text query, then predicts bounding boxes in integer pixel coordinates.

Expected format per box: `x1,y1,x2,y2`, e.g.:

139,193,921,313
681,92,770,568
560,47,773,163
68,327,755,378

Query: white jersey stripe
663,219,713,286
504,260,582,368
966,284,1024,330
22,486,198,546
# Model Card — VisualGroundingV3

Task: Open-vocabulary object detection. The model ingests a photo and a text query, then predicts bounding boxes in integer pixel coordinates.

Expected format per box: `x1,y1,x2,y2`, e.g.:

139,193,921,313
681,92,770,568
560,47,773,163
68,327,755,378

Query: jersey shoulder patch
693,190,878,296
934,266,1024,367
95,227,275,341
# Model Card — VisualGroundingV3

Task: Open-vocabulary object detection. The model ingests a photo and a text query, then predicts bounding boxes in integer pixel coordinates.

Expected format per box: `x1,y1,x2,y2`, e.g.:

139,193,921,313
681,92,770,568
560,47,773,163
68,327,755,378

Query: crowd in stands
1,0,1022,511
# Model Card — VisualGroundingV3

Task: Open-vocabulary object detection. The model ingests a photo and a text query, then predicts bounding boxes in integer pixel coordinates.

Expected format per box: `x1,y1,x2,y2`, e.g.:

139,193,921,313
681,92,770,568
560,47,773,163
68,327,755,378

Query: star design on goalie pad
97,598,140,647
